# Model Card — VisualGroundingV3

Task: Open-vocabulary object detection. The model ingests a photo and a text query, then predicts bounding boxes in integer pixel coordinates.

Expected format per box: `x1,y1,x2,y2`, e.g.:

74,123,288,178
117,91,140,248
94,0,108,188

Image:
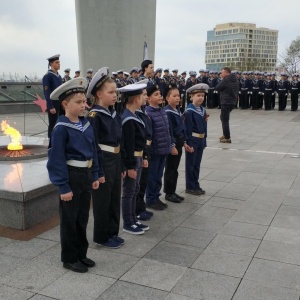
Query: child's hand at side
60,192,73,201
92,180,99,189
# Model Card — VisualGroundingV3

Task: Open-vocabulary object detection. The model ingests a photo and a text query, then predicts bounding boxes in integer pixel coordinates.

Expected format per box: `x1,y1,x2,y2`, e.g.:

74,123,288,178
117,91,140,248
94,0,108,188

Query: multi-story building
205,23,278,71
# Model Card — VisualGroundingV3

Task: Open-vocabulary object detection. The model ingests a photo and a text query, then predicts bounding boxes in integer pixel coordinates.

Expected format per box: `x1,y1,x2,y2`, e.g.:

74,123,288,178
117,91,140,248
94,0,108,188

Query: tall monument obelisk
75,0,156,73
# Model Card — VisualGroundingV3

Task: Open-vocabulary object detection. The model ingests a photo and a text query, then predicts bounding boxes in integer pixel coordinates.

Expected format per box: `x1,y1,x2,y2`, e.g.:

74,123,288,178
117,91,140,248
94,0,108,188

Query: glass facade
205,23,278,71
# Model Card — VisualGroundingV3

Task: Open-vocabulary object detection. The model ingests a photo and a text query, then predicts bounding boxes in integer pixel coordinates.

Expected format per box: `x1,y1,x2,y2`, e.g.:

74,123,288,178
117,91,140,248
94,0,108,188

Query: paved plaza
1,105,300,299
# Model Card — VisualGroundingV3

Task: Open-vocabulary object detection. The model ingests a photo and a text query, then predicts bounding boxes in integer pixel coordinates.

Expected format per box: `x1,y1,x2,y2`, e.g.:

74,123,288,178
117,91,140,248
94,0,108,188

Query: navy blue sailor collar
54,115,90,132
89,104,117,118
122,108,145,127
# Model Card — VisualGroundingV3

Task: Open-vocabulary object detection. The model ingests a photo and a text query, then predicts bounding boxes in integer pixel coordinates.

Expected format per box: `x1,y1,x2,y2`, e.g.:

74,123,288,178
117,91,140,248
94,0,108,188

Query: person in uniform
124,72,130,82
251,72,263,110
135,80,154,221
207,71,215,108
87,67,125,249
197,69,205,83
178,71,187,112
42,54,62,138
154,68,164,96
118,82,150,234
127,67,139,84
183,83,209,195
138,60,154,83
271,72,277,109
262,73,275,111
240,72,251,109
277,73,290,111
47,77,99,273
85,68,94,107
111,72,118,82
145,85,171,210
290,74,300,111
62,68,71,83
74,70,80,78
185,71,197,105
163,84,191,203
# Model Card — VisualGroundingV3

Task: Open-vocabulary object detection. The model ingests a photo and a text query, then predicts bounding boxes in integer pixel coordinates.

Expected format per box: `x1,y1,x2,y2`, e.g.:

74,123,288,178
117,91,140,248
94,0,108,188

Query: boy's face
166,89,180,107
62,93,86,116
148,90,162,106
190,92,205,106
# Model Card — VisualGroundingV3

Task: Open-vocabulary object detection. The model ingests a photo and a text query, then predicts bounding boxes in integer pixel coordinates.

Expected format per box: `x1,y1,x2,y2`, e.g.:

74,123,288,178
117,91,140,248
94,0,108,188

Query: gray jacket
215,74,239,105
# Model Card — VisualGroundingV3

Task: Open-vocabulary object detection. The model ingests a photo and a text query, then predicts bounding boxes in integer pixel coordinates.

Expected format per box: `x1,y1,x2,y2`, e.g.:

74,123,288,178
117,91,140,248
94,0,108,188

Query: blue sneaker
136,221,149,231
137,211,151,221
97,238,121,249
112,235,125,245
144,210,154,217
123,224,144,235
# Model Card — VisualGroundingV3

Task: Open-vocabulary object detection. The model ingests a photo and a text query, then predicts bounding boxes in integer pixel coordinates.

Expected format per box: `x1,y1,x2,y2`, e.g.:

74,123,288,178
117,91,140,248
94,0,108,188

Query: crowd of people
43,54,299,274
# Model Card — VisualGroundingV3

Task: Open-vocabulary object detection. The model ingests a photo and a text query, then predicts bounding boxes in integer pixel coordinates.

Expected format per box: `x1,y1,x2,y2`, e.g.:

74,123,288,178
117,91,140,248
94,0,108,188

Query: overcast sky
0,0,299,79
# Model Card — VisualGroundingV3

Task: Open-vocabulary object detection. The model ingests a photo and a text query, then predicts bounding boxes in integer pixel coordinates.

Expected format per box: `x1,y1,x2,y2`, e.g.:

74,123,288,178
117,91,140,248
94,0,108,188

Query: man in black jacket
215,67,239,143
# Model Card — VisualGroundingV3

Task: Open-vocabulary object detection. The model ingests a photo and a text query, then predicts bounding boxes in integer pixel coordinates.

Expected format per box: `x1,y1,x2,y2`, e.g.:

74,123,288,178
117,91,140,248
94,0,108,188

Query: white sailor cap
164,68,170,72
47,54,60,62
124,72,129,76
112,72,118,76
189,71,197,76
117,82,147,96
137,79,149,85
86,67,109,98
86,68,93,73
64,68,71,72
50,77,87,101
186,83,209,94
75,70,80,73
172,69,178,73
117,69,124,74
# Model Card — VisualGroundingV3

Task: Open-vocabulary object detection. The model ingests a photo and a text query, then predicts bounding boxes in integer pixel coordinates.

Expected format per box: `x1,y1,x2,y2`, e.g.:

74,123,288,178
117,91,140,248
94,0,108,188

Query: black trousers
291,91,299,111
163,139,184,195
60,166,92,263
220,104,235,139
47,101,61,138
278,91,287,111
92,152,121,244
240,90,249,109
264,92,272,110
271,93,276,109
251,91,260,109
135,166,148,214
207,90,214,108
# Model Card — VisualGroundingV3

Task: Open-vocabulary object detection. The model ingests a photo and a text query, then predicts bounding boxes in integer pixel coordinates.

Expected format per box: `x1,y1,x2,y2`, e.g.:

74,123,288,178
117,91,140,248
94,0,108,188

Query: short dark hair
222,67,231,74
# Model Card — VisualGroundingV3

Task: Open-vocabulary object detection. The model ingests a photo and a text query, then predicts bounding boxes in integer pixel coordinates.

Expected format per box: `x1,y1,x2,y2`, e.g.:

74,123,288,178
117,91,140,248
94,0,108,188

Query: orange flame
1,120,23,150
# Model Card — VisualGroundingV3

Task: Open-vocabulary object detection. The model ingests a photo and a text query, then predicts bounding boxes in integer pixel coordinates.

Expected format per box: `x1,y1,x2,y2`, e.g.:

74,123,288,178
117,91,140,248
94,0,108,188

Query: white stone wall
75,0,156,74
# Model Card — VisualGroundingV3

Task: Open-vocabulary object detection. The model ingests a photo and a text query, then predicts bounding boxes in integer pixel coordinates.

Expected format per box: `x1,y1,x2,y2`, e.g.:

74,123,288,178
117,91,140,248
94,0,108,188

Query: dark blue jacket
145,105,171,155
47,115,99,194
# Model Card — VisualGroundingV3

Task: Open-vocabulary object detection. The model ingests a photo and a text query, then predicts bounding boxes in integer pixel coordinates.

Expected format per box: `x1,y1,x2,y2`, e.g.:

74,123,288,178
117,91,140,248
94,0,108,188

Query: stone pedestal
0,136,58,230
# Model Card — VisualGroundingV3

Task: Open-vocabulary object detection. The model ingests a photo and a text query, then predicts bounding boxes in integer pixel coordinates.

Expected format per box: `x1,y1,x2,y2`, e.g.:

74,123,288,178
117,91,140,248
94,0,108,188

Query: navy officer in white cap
47,77,100,273
183,83,209,195
42,54,62,137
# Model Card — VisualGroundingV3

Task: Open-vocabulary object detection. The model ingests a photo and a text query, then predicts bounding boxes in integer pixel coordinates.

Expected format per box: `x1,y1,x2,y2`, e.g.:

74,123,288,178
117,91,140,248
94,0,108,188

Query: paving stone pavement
1,106,300,299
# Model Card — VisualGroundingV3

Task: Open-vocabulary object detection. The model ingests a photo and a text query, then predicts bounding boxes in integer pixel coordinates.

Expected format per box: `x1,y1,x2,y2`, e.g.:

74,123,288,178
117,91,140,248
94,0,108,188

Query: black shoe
157,199,168,208
174,193,185,201
185,189,203,195
197,188,206,195
165,194,181,203
63,261,88,273
147,202,165,210
79,257,96,268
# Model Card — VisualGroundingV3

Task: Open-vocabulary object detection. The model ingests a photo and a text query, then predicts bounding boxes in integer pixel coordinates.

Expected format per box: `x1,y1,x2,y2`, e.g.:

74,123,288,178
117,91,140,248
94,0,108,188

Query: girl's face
166,88,180,107
191,92,205,106
96,82,117,106
148,90,162,107
140,89,148,106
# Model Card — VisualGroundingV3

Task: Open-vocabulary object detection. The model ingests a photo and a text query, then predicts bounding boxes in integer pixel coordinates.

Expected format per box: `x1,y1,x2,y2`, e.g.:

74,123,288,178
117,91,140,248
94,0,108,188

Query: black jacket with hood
215,73,240,105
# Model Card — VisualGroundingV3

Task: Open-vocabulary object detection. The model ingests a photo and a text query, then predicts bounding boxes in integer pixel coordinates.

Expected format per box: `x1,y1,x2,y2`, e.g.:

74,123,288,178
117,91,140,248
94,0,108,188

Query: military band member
47,77,99,273
127,67,139,84
290,74,300,111
42,54,62,138
186,71,197,105
251,72,263,110
74,70,80,78
277,73,289,111
62,68,71,83
87,67,125,249
118,83,150,234
262,73,275,110
183,83,209,195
